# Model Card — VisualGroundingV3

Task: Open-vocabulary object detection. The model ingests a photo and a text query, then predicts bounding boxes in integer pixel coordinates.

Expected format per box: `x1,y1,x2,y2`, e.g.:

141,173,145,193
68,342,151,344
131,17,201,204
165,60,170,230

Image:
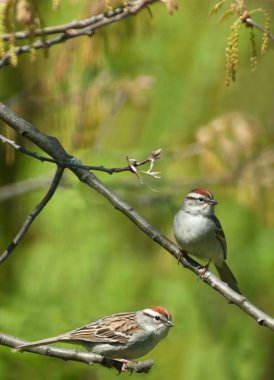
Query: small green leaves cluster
261,10,271,54
0,0,17,65
249,27,257,72
0,0,41,66
209,0,226,16
225,19,241,85
248,8,272,55
0,2,6,58
210,1,273,85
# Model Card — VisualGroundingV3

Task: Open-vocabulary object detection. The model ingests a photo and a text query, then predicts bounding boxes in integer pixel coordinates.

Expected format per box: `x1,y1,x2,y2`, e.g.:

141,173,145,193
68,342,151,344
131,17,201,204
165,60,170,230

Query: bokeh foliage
0,1,274,379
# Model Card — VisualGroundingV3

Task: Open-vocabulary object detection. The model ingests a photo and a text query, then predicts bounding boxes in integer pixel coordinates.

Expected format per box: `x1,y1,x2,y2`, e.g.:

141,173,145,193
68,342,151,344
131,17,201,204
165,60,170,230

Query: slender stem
241,16,274,41
0,166,64,264
0,134,160,175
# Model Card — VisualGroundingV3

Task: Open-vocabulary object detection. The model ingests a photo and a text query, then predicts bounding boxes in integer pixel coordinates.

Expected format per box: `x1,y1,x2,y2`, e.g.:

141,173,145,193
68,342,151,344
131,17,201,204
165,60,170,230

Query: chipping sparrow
14,306,173,359
173,188,241,294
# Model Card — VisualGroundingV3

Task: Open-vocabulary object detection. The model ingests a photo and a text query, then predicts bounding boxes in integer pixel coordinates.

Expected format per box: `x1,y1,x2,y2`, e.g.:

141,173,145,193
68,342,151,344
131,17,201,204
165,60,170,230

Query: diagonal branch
0,165,64,265
1,0,157,41
0,333,153,374
0,102,274,331
0,28,94,68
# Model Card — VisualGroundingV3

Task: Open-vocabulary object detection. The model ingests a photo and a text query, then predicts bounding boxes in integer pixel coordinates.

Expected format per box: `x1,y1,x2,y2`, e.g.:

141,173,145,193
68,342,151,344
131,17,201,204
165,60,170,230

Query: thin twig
240,11,274,41
0,333,153,373
0,134,161,175
0,28,94,68
0,102,273,331
0,166,64,265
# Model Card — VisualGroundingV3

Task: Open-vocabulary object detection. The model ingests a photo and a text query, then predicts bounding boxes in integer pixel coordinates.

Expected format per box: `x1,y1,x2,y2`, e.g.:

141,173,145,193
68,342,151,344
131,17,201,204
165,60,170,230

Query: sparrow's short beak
167,320,174,327
209,199,218,206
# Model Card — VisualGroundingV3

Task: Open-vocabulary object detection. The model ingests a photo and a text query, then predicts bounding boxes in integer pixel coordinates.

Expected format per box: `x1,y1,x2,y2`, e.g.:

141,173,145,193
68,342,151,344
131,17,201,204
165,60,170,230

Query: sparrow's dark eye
198,197,204,202
154,316,160,321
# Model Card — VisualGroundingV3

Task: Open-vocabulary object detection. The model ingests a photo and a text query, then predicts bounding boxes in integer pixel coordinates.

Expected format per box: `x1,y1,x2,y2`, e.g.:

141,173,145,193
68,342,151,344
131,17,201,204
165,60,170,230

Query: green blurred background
0,0,274,379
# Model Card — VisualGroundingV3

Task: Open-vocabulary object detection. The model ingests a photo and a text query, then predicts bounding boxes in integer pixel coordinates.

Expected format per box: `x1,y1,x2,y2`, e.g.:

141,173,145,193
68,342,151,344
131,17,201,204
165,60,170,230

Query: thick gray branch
0,333,153,373
0,102,274,334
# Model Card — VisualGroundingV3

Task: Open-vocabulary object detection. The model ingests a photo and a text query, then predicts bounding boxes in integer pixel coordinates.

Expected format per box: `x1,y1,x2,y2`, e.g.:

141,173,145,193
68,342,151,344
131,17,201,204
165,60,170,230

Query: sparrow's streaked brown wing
13,312,140,351
68,312,139,344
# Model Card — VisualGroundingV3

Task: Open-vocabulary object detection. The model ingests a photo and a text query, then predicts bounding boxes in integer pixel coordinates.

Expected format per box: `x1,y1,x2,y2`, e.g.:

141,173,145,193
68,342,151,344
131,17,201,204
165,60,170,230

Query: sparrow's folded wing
68,312,139,344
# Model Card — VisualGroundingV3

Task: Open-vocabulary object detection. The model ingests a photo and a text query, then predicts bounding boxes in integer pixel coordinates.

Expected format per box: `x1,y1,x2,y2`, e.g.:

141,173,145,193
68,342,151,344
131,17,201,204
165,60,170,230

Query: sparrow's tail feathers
215,262,241,294
13,335,67,352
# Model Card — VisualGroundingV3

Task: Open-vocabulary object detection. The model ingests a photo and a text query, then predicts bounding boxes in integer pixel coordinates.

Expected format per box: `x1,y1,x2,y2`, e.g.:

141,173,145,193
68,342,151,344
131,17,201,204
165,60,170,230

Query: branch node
70,156,83,166
257,318,266,326
240,10,252,26
239,296,247,304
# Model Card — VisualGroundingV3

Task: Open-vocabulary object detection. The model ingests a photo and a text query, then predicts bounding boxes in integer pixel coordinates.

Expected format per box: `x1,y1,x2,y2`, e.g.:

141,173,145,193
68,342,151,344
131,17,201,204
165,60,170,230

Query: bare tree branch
0,134,161,176
1,0,156,41
0,333,153,374
0,0,160,68
0,102,274,332
0,165,64,265
0,28,94,68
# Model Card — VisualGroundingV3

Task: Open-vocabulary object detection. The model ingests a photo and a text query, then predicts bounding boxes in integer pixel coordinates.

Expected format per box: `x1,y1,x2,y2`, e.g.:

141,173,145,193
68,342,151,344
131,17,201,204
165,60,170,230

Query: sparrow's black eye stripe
187,195,206,202
186,196,200,201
